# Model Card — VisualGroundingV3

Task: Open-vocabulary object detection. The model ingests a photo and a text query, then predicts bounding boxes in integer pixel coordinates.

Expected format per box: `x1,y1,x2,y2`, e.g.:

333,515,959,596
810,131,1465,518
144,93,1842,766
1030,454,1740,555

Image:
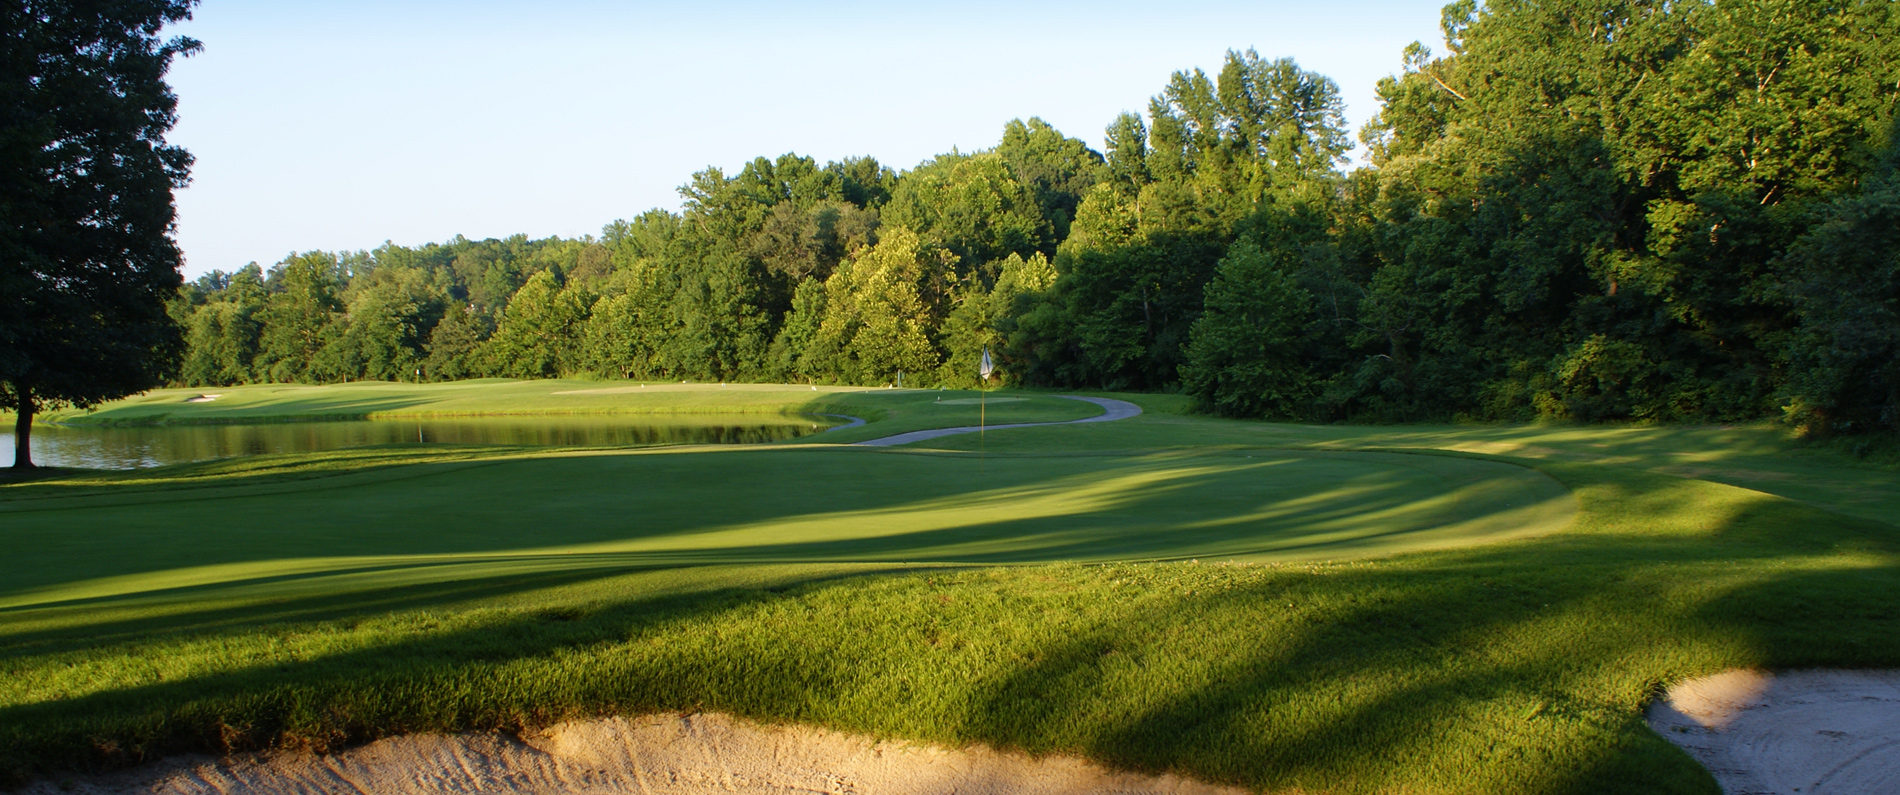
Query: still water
0,415,841,469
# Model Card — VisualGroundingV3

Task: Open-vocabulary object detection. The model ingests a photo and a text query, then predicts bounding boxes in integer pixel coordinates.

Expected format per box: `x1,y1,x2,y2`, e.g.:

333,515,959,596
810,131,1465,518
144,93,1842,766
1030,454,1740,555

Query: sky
164,1,1449,277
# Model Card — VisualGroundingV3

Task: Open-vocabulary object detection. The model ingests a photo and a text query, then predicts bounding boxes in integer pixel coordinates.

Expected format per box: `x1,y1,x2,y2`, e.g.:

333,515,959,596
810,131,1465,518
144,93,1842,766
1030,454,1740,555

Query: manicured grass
23,380,1094,433
940,409,1900,527
1,381,1896,793
0,447,1571,608
12,380,1104,448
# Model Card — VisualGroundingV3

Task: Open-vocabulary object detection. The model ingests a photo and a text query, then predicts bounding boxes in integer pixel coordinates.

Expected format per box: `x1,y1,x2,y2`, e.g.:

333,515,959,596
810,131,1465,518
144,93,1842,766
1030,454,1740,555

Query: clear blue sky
165,1,1449,277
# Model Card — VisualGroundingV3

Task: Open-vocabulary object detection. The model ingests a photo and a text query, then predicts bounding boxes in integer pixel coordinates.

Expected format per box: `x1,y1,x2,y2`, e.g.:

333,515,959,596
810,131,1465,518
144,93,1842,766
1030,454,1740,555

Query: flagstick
978,346,993,467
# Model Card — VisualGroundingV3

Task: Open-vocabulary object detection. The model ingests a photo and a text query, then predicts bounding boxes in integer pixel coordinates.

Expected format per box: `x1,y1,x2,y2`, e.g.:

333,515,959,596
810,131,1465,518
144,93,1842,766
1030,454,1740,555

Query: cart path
847,396,1142,447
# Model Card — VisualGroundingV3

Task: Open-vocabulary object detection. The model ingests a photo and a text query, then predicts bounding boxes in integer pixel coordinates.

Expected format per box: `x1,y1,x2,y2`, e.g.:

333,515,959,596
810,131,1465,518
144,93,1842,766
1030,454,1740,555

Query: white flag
979,347,994,380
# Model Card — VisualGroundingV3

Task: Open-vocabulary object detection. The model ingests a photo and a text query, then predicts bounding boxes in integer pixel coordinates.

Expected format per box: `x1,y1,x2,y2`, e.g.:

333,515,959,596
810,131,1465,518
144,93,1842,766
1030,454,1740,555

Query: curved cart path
849,396,1141,447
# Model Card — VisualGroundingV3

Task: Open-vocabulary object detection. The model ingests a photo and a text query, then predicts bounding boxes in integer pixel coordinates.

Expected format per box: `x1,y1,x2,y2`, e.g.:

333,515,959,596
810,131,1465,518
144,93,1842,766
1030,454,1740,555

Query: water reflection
0,415,838,470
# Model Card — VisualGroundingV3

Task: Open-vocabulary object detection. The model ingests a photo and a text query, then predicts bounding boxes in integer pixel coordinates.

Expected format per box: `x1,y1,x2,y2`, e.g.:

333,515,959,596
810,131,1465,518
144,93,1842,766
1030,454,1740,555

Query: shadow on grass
0,447,1564,615
0,563,918,780
1,458,1894,793
933,466,1900,793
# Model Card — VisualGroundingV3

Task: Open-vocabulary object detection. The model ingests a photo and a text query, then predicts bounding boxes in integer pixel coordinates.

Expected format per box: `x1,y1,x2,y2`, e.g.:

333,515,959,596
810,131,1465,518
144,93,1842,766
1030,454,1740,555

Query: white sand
1649,669,1900,794
23,712,1244,795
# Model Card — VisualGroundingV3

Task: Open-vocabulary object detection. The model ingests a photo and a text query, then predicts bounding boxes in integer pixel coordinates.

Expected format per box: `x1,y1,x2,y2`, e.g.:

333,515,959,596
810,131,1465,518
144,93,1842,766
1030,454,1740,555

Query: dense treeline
171,0,1900,432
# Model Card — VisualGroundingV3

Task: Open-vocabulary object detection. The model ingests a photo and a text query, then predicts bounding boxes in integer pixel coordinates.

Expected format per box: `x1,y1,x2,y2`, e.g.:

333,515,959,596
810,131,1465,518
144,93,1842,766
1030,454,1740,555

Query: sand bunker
182,394,222,403
24,712,1244,795
1649,668,1900,794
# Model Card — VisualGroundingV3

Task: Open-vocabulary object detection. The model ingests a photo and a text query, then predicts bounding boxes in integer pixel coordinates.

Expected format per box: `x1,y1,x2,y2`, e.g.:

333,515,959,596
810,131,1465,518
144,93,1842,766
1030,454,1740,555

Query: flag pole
978,346,994,459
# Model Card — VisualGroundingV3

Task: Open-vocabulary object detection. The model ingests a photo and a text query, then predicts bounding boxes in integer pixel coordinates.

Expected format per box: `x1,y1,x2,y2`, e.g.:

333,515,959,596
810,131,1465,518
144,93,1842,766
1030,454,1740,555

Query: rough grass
1,382,1896,794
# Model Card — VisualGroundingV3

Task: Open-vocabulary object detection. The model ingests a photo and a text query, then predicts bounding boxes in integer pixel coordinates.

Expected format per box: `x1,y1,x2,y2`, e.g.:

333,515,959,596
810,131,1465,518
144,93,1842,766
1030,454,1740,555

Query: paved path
847,396,1142,447
817,413,867,431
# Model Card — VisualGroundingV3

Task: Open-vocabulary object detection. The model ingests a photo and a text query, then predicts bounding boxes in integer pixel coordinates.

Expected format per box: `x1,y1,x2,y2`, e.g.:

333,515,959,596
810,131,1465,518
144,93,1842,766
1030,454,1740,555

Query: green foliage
768,277,829,382
1775,135,1900,433
0,0,199,466
485,270,591,379
882,151,1054,273
177,266,266,386
1180,240,1317,417
1317,0,1900,423
255,252,346,383
424,306,488,382
1037,52,1348,392
995,117,1107,241
810,229,950,384
580,269,669,380
937,252,1058,388
159,12,1900,440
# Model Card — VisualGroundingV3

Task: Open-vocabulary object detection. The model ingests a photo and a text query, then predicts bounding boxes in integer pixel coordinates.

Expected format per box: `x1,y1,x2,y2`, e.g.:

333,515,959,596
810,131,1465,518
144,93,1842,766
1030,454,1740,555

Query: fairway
1,446,1571,610
3,382,1897,795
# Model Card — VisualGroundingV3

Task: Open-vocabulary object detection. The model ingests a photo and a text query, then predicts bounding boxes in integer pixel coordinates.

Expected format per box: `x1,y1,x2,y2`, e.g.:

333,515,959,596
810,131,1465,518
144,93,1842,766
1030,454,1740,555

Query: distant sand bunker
26,713,1244,795
1649,669,1900,794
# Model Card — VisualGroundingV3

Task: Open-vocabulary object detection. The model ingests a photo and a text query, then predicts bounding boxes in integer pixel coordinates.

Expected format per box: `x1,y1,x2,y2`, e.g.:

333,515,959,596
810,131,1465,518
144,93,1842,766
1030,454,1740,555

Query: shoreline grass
2,380,1896,793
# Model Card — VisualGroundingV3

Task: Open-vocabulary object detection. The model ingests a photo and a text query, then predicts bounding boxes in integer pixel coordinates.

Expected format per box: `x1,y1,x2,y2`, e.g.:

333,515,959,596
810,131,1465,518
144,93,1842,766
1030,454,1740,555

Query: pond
0,414,844,470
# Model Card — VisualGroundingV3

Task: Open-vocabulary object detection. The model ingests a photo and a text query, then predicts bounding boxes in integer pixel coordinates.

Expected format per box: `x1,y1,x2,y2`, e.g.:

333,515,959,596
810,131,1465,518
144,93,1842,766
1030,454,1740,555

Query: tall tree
1,0,198,468
882,152,1053,274
485,269,590,379
177,264,264,386
1180,240,1319,417
1776,129,1900,434
811,229,952,384
254,252,345,383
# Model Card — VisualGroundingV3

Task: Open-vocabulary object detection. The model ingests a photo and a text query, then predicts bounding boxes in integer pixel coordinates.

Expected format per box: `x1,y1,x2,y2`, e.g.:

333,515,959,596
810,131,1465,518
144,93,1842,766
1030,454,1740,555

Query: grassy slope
24,380,1085,426
11,380,1104,448
0,383,1896,793
980,398,1900,527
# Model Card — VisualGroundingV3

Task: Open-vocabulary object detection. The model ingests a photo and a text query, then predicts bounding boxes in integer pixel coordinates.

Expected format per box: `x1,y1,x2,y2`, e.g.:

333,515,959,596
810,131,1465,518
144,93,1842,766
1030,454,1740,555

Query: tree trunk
12,385,32,469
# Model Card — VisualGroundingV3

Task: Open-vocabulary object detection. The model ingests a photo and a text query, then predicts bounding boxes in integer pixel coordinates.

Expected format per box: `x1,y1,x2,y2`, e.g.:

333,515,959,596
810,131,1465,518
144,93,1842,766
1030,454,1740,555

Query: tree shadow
3,452,1889,793
923,467,1898,793
0,448,1564,618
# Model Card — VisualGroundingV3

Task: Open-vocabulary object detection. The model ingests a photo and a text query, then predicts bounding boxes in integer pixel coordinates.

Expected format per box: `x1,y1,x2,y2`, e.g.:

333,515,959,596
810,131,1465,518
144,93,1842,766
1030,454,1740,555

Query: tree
254,252,345,383
767,277,829,382
177,264,264,386
1776,133,1900,434
994,118,1106,242
321,267,444,382
937,252,1057,387
812,229,952,384
881,152,1053,273
485,269,590,379
1,0,198,468
1044,52,1349,390
581,266,671,379
424,305,488,381
1181,243,1320,419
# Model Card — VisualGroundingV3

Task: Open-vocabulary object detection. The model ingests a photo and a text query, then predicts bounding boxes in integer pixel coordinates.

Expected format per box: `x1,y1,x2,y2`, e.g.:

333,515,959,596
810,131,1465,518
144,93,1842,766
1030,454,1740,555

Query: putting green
1,447,1571,612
